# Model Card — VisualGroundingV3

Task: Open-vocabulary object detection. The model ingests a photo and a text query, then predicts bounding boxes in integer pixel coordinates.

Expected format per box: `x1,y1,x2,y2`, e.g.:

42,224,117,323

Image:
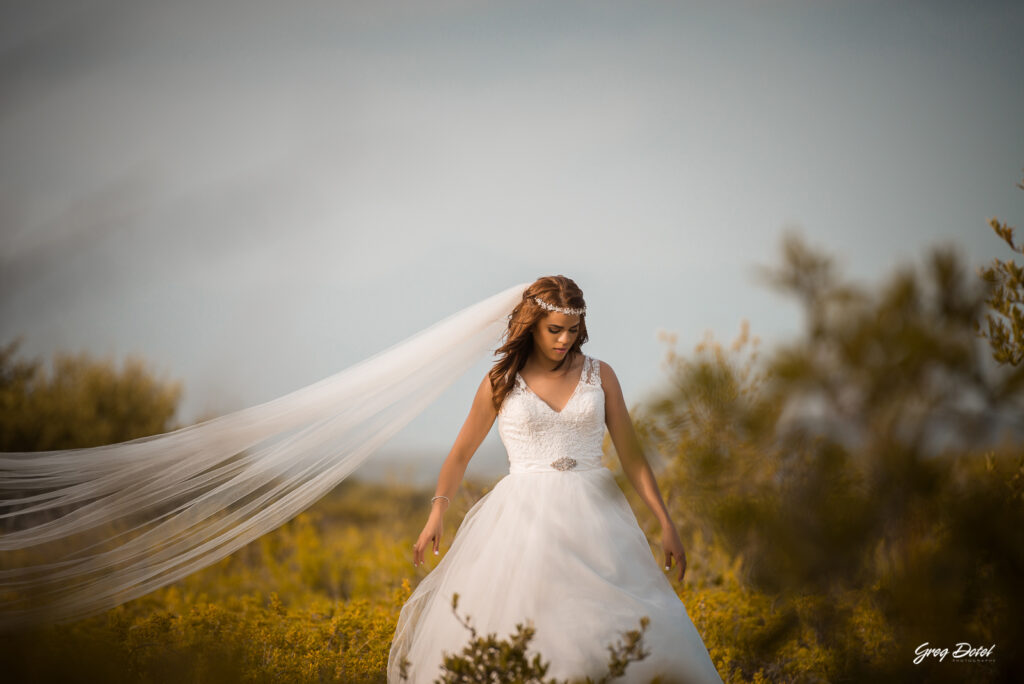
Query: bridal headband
532,296,586,316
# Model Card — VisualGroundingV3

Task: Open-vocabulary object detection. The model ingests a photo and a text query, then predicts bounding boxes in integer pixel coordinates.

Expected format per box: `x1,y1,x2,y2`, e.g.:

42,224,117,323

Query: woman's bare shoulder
595,356,621,391
473,370,501,414
477,371,496,396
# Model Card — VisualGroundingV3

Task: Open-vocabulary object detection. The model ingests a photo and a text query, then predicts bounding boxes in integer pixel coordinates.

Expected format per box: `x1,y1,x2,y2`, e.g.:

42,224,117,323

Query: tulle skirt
387,466,723,684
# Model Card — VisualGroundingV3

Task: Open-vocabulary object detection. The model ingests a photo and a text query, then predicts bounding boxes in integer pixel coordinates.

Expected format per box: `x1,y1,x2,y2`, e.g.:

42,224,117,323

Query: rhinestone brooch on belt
550,457,577,471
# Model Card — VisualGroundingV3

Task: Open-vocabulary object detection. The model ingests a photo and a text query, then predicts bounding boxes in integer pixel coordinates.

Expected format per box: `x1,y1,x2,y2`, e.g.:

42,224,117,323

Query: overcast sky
2,0,1022,483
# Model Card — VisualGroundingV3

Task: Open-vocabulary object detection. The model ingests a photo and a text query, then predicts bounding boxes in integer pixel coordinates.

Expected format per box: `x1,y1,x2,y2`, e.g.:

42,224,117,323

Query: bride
388,275,723,683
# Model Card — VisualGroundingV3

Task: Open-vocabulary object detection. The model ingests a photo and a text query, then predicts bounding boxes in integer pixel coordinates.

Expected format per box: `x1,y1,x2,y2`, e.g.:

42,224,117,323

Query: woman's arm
412,372,497,567
600,361,688,581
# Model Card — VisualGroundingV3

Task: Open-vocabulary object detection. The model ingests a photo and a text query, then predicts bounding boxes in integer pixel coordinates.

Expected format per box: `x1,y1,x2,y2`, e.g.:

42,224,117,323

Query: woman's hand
413,510,444,567
661,524,688,582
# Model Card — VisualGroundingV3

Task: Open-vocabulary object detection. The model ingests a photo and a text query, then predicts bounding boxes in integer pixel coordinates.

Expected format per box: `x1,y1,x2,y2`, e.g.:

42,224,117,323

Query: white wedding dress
387,354,723,683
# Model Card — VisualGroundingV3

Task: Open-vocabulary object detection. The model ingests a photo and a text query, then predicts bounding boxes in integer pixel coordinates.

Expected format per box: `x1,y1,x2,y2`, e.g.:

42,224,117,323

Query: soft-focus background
2,0,1022,482
3,2,1024,682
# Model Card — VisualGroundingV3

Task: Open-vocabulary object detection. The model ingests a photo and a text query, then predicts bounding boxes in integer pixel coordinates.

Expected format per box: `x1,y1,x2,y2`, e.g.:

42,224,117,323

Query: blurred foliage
2,497,414,683
630,230,1024,682
975,170,1024,366
414,593,652,684
0,335,182,451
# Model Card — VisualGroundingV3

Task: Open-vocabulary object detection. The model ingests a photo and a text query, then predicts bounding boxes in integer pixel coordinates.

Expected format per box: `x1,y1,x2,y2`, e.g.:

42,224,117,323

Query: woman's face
531,312,581,366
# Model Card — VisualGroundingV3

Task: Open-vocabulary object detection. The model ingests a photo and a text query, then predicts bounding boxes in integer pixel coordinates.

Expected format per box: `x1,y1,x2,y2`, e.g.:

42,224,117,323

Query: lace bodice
497,354,605,473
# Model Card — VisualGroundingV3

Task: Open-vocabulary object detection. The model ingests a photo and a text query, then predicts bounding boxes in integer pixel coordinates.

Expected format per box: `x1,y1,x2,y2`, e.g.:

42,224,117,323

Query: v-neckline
516,355,588,414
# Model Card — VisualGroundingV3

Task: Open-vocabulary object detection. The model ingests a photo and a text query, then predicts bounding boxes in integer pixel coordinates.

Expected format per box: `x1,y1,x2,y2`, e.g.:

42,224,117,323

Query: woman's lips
554,348,566,353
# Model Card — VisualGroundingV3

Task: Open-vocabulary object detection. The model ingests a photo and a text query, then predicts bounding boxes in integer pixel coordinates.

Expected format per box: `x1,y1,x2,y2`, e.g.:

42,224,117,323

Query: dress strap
582,355,601,387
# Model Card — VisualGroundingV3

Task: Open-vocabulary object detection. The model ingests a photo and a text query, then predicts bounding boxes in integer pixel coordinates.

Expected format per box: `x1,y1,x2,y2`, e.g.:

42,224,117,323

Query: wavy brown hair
488,275,589,413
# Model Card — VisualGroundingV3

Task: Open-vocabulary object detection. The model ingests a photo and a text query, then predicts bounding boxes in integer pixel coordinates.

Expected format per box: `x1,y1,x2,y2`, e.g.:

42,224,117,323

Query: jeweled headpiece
532,296,586,316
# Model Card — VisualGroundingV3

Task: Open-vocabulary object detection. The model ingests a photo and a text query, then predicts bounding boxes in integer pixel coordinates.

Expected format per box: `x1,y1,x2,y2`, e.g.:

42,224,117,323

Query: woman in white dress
387,275,723,683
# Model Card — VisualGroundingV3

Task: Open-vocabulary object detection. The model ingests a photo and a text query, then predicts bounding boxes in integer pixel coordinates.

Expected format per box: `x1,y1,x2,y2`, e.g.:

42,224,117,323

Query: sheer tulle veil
0,281,531,630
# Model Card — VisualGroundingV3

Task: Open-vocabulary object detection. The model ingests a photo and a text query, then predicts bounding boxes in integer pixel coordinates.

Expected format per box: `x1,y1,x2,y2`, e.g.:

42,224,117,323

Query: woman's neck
527,349,578,374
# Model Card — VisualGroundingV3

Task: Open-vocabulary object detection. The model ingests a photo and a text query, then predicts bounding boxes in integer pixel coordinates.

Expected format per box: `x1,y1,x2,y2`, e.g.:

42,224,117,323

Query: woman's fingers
664,549,687,582
414,536,428,566
674,548,687,582
412,522,443,566
412,536,438,566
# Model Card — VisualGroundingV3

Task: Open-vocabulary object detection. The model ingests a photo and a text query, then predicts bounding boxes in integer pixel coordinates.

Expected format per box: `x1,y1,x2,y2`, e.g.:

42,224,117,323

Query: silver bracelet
431,495,450,505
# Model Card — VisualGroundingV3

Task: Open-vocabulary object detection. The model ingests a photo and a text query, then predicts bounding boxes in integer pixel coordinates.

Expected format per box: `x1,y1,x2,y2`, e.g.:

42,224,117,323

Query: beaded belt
508,458,604,474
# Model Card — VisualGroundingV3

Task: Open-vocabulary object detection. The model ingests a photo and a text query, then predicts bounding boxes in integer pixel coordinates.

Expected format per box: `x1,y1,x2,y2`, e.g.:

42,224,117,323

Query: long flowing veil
0,281,530,631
